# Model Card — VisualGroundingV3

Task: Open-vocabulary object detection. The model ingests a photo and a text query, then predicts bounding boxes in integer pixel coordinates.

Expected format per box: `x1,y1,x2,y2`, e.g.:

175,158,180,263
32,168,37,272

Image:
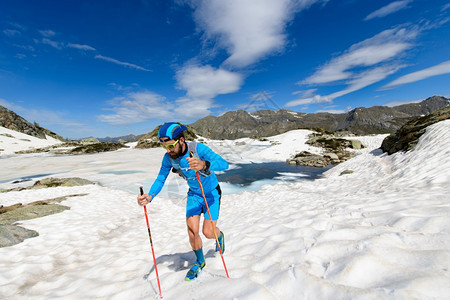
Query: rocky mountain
96,134,145,143
381,104,450,155
191,96,450,139
0,105,65,141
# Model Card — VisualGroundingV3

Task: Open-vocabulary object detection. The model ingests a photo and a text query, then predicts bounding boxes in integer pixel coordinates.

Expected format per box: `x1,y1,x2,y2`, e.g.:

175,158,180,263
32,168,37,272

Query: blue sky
1,0,449,139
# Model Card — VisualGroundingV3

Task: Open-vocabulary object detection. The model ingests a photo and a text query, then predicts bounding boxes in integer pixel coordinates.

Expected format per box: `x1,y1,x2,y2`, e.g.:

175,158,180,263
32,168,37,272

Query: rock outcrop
381,105,450,155
0,225,39,248
70,142,128,154
81,137,100,144
0,105,46,138
14,141,127,155
288,151,331,168
0,177,92,247
1,177,94,192
0,105,65,141
287,132,362,167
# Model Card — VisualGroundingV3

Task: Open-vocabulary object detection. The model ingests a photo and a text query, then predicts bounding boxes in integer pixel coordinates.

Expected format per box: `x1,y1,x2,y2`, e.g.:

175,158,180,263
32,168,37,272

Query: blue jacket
148,142,229,198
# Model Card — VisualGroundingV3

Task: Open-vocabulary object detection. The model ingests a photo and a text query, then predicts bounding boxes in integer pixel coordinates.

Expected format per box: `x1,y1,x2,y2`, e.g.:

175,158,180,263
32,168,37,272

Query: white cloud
67,43,96,51
173,97,214,119
382,60,450,89
14,53,26,59
286,94,333,107
288,26,420,108
173,64,244,118
315,108,347,114
442,3,450,11
39,30,56,37
308,43,409,84
328,65,403,99
29,31,149,72
33,34,145,71
302,26,418,85
41,38,63,50
176,64,243,99
98,91,171,125
98,77,242,124
364,0,413,21
95,55,150,71
383,98,422,107
3,29,21,37
191,0,324,67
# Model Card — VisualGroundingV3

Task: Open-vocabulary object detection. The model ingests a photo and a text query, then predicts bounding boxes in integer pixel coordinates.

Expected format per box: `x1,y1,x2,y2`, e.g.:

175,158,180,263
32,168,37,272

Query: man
137,122,229,281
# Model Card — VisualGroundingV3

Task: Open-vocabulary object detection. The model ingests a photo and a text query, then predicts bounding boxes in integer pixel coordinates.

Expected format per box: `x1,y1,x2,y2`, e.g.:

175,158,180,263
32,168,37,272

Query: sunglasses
161,139,179,150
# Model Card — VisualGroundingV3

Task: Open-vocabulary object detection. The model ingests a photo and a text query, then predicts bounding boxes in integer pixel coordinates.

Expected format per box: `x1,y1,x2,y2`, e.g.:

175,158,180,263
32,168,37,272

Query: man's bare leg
202,219,220,239
187,215,202,250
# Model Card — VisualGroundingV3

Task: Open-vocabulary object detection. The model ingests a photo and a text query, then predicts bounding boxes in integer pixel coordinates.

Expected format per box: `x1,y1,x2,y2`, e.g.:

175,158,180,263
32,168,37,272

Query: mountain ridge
2,96,449,142
190,96,450,139
0,105,65,141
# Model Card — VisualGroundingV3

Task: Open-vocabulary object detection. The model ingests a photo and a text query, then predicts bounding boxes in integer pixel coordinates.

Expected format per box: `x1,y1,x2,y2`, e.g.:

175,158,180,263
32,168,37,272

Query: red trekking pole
140,186,163,298
189,152,230,278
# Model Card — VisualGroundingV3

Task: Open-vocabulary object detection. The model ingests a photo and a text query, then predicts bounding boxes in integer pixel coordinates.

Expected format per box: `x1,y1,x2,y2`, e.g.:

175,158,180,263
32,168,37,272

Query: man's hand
137,193,152,206
187,156,206,171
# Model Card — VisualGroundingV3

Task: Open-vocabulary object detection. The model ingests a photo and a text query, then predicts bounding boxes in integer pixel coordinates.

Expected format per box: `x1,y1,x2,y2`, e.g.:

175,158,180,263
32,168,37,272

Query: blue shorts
186,185,222,220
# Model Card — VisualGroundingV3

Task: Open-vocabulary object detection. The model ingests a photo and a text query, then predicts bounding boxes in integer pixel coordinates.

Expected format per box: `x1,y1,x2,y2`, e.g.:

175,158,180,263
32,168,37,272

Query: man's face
161,138,183,159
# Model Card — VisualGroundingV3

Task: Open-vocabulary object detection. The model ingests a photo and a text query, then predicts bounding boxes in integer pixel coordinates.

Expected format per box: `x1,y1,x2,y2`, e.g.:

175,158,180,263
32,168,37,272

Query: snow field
0,121,449,299
0,126,62,156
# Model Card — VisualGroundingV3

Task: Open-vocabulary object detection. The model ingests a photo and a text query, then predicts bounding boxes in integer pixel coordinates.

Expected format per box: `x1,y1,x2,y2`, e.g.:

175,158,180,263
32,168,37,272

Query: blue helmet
158,122,187,141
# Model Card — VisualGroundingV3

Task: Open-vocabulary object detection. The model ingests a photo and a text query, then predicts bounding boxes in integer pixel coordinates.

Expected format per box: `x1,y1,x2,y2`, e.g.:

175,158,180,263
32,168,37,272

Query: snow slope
0,121,449,299
0,126,62,156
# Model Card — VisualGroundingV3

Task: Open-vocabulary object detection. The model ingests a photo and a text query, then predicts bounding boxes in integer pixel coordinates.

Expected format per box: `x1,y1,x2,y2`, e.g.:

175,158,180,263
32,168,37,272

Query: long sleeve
148,153,172,199
196,143,229,172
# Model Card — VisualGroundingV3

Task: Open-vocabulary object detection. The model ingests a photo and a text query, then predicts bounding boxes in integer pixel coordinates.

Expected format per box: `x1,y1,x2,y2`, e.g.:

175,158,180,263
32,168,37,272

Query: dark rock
381,105,450,155
70,142,128,154
287,151,330,168
288,130,361,167
81,137,100,144
135,139,160,149
0,193,86,247
0,203,70,226
35,125,65,141
350,140,362,150
1,177,94,192
27,194,88,205
307,136,352,150
0,203,23,214
0,105,46,138
0,225,39,248
339,170,355,176
33,178,94,188
17,141,127,155
304,133,359,165
0,105,65,141
323,152,339,162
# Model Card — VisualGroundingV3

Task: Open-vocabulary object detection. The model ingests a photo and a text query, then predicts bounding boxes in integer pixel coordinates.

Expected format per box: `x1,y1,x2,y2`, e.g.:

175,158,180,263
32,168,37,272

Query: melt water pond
217,162,333,186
